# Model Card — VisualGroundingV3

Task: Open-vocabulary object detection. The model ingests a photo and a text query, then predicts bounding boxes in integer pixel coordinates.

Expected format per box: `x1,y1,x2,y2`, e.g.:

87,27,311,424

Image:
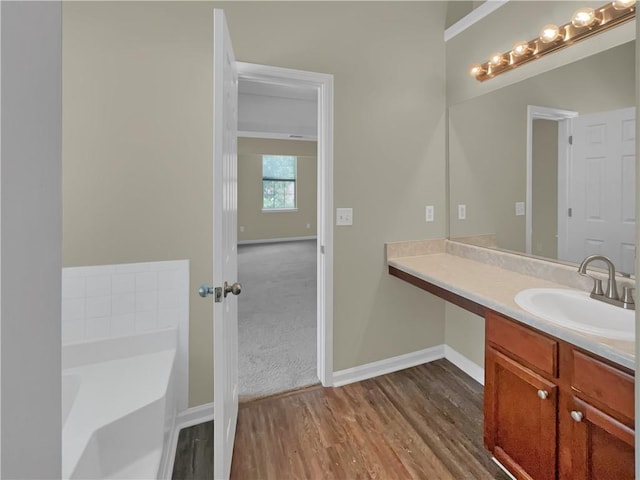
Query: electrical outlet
458,204,466,220
425,205,434,222
239,226,245,233
306,223,311,229
515,202,525,216
336,208,353,226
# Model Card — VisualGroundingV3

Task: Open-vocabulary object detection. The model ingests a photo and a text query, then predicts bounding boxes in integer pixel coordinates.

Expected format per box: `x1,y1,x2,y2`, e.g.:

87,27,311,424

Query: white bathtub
62,328,178,479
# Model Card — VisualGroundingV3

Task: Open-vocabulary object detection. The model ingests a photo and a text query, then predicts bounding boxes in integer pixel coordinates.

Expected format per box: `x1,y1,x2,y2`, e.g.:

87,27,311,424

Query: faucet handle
621,286,635,308
590,278,604,296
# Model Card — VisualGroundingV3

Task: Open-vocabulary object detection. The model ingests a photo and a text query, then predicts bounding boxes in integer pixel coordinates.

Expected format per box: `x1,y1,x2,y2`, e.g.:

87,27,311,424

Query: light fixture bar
471,1,635,82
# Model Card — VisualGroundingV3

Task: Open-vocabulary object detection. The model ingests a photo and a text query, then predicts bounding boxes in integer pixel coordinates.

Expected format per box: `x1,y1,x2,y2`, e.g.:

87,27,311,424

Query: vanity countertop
388,251,635,371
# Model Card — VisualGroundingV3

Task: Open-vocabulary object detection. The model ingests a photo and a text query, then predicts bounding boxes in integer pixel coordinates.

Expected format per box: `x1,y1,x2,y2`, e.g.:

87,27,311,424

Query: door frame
236,61,334,387
525,105,578,255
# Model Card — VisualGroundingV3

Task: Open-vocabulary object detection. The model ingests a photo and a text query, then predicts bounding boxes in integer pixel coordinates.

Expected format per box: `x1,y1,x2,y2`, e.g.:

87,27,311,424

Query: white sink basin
514,288,635,341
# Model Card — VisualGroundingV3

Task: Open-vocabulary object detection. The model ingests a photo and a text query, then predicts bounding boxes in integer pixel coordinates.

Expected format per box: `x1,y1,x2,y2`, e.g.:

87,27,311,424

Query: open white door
562,107,636,274
213,9,239,480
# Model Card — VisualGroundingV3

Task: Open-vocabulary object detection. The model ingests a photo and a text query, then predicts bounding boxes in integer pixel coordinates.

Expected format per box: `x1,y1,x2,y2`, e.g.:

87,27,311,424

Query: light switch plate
458,204,466,220
336,208,353,226
425,205,434,222
515,202,525,216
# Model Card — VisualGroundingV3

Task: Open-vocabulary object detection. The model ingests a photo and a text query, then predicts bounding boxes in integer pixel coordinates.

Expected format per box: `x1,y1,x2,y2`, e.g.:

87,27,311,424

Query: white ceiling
238,78,317,101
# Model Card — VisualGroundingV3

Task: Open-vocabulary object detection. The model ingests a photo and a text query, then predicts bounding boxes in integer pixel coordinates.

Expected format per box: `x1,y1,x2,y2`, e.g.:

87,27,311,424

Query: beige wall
532,119,558,259
449,42,636,252
444,304,485,368
63,2,448,406
238,138,317,242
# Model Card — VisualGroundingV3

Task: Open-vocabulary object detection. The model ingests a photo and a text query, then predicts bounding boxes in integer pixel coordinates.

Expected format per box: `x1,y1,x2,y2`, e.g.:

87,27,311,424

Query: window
262,155,297,210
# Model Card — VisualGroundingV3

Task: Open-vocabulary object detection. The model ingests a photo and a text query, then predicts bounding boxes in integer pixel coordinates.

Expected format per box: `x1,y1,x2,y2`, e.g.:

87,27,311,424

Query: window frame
261,155,298,212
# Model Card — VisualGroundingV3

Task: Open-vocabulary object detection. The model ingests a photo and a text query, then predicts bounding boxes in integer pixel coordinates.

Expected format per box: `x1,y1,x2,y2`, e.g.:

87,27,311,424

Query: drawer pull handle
537,389,549,400
570,410,584,422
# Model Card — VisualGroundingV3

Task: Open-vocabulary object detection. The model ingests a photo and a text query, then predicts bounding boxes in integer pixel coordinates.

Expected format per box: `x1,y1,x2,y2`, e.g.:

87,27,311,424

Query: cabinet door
485,347,558,480
569,397,634,480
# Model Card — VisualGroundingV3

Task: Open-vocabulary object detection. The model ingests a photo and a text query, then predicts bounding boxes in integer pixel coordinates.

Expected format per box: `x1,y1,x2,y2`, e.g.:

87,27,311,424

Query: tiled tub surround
386,239,635,370
61,259,189,413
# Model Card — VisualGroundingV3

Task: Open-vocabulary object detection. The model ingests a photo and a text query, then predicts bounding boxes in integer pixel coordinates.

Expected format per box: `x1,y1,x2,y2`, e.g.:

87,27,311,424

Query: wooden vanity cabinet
484,310,635,480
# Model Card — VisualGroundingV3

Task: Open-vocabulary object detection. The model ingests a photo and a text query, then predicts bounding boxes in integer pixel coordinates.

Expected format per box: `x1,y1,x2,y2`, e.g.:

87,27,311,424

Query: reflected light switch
336,208,353,226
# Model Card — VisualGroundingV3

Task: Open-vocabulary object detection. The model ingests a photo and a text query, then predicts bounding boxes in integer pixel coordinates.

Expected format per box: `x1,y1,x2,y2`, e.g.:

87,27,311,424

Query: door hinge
321,245,325,254
568,135,573,145
214,286,223,303
568,207,573,218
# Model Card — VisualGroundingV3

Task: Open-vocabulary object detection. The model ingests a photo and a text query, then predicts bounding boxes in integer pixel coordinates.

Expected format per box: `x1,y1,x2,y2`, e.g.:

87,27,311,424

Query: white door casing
235,62,334,387
213,9,239,480
526,105,578,255
563,107,636,274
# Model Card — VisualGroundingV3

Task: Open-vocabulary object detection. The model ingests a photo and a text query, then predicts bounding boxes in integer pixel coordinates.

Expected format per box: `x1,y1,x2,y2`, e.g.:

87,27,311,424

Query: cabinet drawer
486,311,558,377
572,350,634,421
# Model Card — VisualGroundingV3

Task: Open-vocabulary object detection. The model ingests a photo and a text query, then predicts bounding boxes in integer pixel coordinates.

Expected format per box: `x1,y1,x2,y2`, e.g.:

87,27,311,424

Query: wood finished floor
173,360,510,480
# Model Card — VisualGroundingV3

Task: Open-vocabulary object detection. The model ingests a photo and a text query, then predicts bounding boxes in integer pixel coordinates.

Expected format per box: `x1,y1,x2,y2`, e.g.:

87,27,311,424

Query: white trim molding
332,345,445,387
444,0,510,42
444,346,485,386
160,402,215,480
238,235,317,245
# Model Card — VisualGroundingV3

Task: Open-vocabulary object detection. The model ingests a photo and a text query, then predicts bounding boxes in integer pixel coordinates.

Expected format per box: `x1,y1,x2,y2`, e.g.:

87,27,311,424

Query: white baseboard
159,403,215,480
238,235,317,245
332,345,445,387
444,345,485,386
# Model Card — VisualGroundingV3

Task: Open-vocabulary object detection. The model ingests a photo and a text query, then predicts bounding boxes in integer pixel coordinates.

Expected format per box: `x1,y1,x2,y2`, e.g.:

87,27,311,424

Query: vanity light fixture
539,24,562,43
488,52,506,67
469,63,486,77
571,8,600,28
613,0,636,10
469,0,635,82
512,40,533,57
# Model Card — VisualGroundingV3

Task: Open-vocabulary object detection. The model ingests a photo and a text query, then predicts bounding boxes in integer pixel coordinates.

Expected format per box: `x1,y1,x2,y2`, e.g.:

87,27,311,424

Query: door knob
198,284,214,298
537,390,549,400
224,281,242,297
570,411,584,422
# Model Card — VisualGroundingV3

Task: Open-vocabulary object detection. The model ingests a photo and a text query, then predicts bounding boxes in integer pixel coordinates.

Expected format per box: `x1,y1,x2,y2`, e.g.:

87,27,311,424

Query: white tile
115,262,149,274
112,274,135,294
158,308,182,328
62,277,85,299
85,317,111,340
158,270,183,291
136,291,158,312
135,310,157,332
111,314,135,337
149,260,188,272
62,320,85,344
62,267,87,279
86,296,111,319
62,298,85,322
112,293,135,315
86,275,111,298
82,265,116,276
136,271,158,293
158,290,184,310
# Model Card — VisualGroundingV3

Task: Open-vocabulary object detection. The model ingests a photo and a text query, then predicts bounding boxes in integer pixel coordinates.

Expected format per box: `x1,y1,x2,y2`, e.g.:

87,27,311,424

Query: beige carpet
237,240,318,399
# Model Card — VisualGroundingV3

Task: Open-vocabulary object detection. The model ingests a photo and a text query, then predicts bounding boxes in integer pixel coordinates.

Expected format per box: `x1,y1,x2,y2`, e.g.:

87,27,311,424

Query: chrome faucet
577,254,634,310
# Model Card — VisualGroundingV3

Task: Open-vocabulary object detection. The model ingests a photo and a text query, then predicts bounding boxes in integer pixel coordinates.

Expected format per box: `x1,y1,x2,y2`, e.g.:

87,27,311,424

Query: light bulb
512,41,531,57
488,52,505,67
612,0,636,9
572,8,598,27
469,63,484,77
539,24,561,43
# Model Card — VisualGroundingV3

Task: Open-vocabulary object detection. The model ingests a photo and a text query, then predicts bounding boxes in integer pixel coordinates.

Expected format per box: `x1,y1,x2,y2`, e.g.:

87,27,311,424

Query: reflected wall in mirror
449,41,636,274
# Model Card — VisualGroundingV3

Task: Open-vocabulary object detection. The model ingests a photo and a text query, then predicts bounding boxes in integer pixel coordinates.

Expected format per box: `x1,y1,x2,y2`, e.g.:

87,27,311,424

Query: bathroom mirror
448,40,636,275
